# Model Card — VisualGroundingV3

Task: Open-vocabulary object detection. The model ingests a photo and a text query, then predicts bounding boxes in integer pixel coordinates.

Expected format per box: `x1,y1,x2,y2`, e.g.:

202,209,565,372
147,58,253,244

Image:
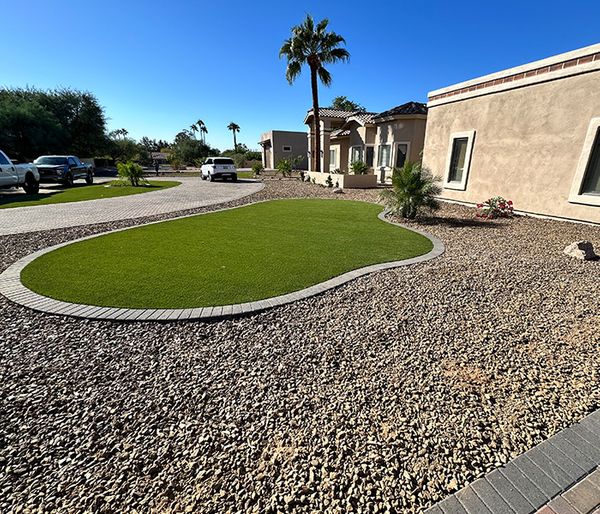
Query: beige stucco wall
422,70,600,223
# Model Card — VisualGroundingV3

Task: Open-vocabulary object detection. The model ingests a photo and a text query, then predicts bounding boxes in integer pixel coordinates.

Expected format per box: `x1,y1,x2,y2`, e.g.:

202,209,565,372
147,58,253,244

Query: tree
331,95,365,112
227,122,240,151
379,161,442,219
196,119,208,143
190,123,198,138
279,15,349,173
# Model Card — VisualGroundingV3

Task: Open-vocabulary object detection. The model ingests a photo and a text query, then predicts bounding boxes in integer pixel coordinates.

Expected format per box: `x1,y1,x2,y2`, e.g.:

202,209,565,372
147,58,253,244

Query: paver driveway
0,177,263,235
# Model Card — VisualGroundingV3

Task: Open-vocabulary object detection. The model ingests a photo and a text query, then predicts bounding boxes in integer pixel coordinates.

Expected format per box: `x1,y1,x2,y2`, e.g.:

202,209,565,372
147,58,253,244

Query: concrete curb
0,203,445,322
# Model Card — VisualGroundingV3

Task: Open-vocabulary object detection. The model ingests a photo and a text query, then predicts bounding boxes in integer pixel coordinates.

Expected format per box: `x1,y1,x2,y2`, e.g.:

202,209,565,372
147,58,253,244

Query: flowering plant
475,196,514,219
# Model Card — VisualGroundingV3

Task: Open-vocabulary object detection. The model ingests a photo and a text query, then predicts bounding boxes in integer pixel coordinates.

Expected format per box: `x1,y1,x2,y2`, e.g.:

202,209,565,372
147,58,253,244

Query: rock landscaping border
0,205,444,322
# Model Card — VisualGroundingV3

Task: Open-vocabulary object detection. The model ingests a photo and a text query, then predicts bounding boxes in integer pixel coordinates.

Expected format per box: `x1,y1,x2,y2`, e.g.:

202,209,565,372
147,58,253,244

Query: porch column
320,119,331,173
306,127,314,171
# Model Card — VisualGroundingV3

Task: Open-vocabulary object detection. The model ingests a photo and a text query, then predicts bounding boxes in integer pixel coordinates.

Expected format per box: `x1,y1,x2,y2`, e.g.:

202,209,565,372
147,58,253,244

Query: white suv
201,157,237,182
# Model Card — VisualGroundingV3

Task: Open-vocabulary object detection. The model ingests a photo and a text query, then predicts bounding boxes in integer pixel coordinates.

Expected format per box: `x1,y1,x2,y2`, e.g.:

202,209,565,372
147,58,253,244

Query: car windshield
35,156,67,165
214,158,234,165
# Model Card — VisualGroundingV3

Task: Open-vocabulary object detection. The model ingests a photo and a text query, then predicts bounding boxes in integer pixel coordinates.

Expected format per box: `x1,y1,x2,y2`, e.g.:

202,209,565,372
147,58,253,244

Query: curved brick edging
0,205,445,322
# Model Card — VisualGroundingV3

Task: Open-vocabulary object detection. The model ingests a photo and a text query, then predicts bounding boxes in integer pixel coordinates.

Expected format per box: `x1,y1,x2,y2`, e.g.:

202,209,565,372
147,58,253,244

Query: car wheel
231,174,238,182
201,174,206,181
62,173,74,187
207,174,213,182
22,174,40,195
85,171,94,185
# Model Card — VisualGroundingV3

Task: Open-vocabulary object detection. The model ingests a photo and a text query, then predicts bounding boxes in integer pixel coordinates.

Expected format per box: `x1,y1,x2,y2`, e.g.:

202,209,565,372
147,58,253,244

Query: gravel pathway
0,177,263,235
0,180,598,513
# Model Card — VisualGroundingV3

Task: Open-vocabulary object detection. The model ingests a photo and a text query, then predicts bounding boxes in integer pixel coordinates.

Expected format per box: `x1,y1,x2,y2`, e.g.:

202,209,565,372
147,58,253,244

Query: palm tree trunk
233,131,237,151
310,65,321,173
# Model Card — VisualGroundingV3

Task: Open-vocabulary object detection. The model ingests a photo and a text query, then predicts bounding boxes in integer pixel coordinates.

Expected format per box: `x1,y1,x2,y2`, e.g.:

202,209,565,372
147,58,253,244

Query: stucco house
422,42,600,224
304,101,427,186
259,130,308,170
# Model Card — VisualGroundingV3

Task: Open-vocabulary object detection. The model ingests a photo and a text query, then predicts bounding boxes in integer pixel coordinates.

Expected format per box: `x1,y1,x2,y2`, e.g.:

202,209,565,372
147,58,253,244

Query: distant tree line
0,87,107,160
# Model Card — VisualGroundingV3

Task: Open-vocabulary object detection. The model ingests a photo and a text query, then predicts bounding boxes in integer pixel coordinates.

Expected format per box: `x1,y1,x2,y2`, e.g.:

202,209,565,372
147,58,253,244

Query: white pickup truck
0,150,40,194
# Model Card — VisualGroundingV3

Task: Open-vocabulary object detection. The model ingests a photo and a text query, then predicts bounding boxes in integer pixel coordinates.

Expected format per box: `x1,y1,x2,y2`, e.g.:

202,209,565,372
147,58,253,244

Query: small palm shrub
117,161,147,187
275,158,293,177
252,162,264,177
325,174,333,187
350,160,369,175
380,161,441,219
476,196,514,219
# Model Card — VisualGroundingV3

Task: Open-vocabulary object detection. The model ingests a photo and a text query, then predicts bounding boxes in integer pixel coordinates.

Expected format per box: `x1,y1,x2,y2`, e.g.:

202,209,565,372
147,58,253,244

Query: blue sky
2,0,599,151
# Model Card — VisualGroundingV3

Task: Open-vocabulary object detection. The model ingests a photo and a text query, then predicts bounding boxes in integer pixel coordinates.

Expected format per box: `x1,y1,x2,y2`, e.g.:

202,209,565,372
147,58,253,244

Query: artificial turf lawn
0,180,180,209
21,199,433,308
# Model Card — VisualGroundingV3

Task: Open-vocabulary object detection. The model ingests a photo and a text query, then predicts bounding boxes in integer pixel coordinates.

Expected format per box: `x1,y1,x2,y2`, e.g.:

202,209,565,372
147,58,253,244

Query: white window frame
329,148,337,171
444,130,476,191
569,117,600,207
393,141,411,169
377,144,392,168
350,145,364,164
282,145,292,152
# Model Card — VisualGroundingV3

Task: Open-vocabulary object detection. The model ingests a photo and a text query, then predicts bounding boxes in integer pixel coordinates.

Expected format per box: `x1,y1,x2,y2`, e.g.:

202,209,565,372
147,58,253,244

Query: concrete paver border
0,202,445,322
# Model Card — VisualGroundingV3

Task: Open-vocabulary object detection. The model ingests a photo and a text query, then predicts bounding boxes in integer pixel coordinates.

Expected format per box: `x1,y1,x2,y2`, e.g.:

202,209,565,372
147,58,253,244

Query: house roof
372,101,428,120
346,112,377,125
331,128,351,139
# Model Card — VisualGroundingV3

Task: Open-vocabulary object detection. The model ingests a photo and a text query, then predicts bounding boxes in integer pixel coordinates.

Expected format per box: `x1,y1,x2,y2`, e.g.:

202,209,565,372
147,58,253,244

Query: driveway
0,177,263,235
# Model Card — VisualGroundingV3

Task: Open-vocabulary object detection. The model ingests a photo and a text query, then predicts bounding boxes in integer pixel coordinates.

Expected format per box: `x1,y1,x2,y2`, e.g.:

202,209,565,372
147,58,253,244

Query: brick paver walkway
425,409,600,514
0,177,263,235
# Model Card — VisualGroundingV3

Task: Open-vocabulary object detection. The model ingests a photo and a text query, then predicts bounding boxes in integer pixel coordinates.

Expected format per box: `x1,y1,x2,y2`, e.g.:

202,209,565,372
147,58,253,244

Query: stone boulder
563,240,597,261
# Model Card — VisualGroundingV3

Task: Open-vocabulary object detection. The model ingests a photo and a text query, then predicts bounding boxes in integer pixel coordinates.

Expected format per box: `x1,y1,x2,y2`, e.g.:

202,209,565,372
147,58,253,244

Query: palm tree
196,119,207,143
279,15,349,173
227,122,240,151
379,162,442,219
190,124,198,138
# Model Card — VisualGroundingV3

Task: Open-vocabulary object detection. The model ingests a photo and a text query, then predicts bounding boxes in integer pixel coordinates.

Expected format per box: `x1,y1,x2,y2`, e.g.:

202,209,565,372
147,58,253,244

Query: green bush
252,162,264,177
117,161,147,187
380,161,441,219
325,174,333,188
275,158,293,177
350,160,369,175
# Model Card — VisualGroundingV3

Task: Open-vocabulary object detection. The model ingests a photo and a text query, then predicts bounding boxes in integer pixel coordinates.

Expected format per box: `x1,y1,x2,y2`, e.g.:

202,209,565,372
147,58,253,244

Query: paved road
0,177,263,235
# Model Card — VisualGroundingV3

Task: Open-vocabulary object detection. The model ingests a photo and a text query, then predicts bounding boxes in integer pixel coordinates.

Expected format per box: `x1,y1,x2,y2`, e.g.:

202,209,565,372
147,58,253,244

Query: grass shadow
417,215,506,229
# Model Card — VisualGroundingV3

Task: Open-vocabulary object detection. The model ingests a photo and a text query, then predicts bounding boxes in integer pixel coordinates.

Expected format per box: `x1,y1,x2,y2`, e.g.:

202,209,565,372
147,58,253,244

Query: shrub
252,162,264,177
379,161,441,219
116,161,147,187
275,158,293,177
476,196,514,219
325,174,333,188
350,160,369,175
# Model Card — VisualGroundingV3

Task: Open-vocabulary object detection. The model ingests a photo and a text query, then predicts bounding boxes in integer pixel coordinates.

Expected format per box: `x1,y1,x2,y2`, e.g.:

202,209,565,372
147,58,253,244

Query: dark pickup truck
34,155,94,187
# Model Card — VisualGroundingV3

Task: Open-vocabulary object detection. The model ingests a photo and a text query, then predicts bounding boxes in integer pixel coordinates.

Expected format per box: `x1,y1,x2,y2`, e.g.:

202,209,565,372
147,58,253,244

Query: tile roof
372,101,428,120
347,112,377,124
306,108,356,119
331,129,351,138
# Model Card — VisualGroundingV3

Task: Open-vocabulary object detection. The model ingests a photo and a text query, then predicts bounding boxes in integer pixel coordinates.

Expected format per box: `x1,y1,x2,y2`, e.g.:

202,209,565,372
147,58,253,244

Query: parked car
0,149,40,194
34,155,94,187
200,157,237,182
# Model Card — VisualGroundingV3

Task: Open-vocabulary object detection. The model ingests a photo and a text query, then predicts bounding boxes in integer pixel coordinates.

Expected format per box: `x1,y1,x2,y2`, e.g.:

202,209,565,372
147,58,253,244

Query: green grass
0,180,180,209
21,199,433,308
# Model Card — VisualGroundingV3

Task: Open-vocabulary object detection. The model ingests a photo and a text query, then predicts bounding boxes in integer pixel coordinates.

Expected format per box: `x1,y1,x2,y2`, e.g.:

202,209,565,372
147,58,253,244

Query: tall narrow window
448,138,468,183
378,145,391,167
444,130,475,191
395,143,408,168
350,146,364,163
365,146,374,167
329,148,337,170
580,129,600,195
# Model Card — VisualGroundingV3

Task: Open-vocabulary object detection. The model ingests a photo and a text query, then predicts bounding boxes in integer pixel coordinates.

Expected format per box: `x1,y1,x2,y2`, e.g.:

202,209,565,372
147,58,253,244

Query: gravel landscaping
0,180,599,513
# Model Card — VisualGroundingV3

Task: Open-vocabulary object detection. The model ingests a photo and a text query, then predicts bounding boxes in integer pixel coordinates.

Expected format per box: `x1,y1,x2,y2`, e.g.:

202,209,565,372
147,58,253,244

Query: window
395,143,409,168
570,118,600,206
444,130,475,191
329,148,337,170
0,153,10,165
581,131,600,195
214,158,234,165
205,158,213,165
282,145,292,152
68,157,77,167
365,146,374,167
377,144,391,167
350,146,364,163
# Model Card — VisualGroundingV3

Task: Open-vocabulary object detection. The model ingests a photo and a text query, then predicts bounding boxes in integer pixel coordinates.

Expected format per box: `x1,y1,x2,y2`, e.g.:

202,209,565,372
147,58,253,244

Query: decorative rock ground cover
0,181,598,513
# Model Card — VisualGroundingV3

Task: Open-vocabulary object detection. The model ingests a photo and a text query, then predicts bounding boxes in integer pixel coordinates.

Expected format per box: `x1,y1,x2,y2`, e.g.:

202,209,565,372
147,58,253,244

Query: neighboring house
304,101,427,184
422,42,600,224
259,130,308,170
